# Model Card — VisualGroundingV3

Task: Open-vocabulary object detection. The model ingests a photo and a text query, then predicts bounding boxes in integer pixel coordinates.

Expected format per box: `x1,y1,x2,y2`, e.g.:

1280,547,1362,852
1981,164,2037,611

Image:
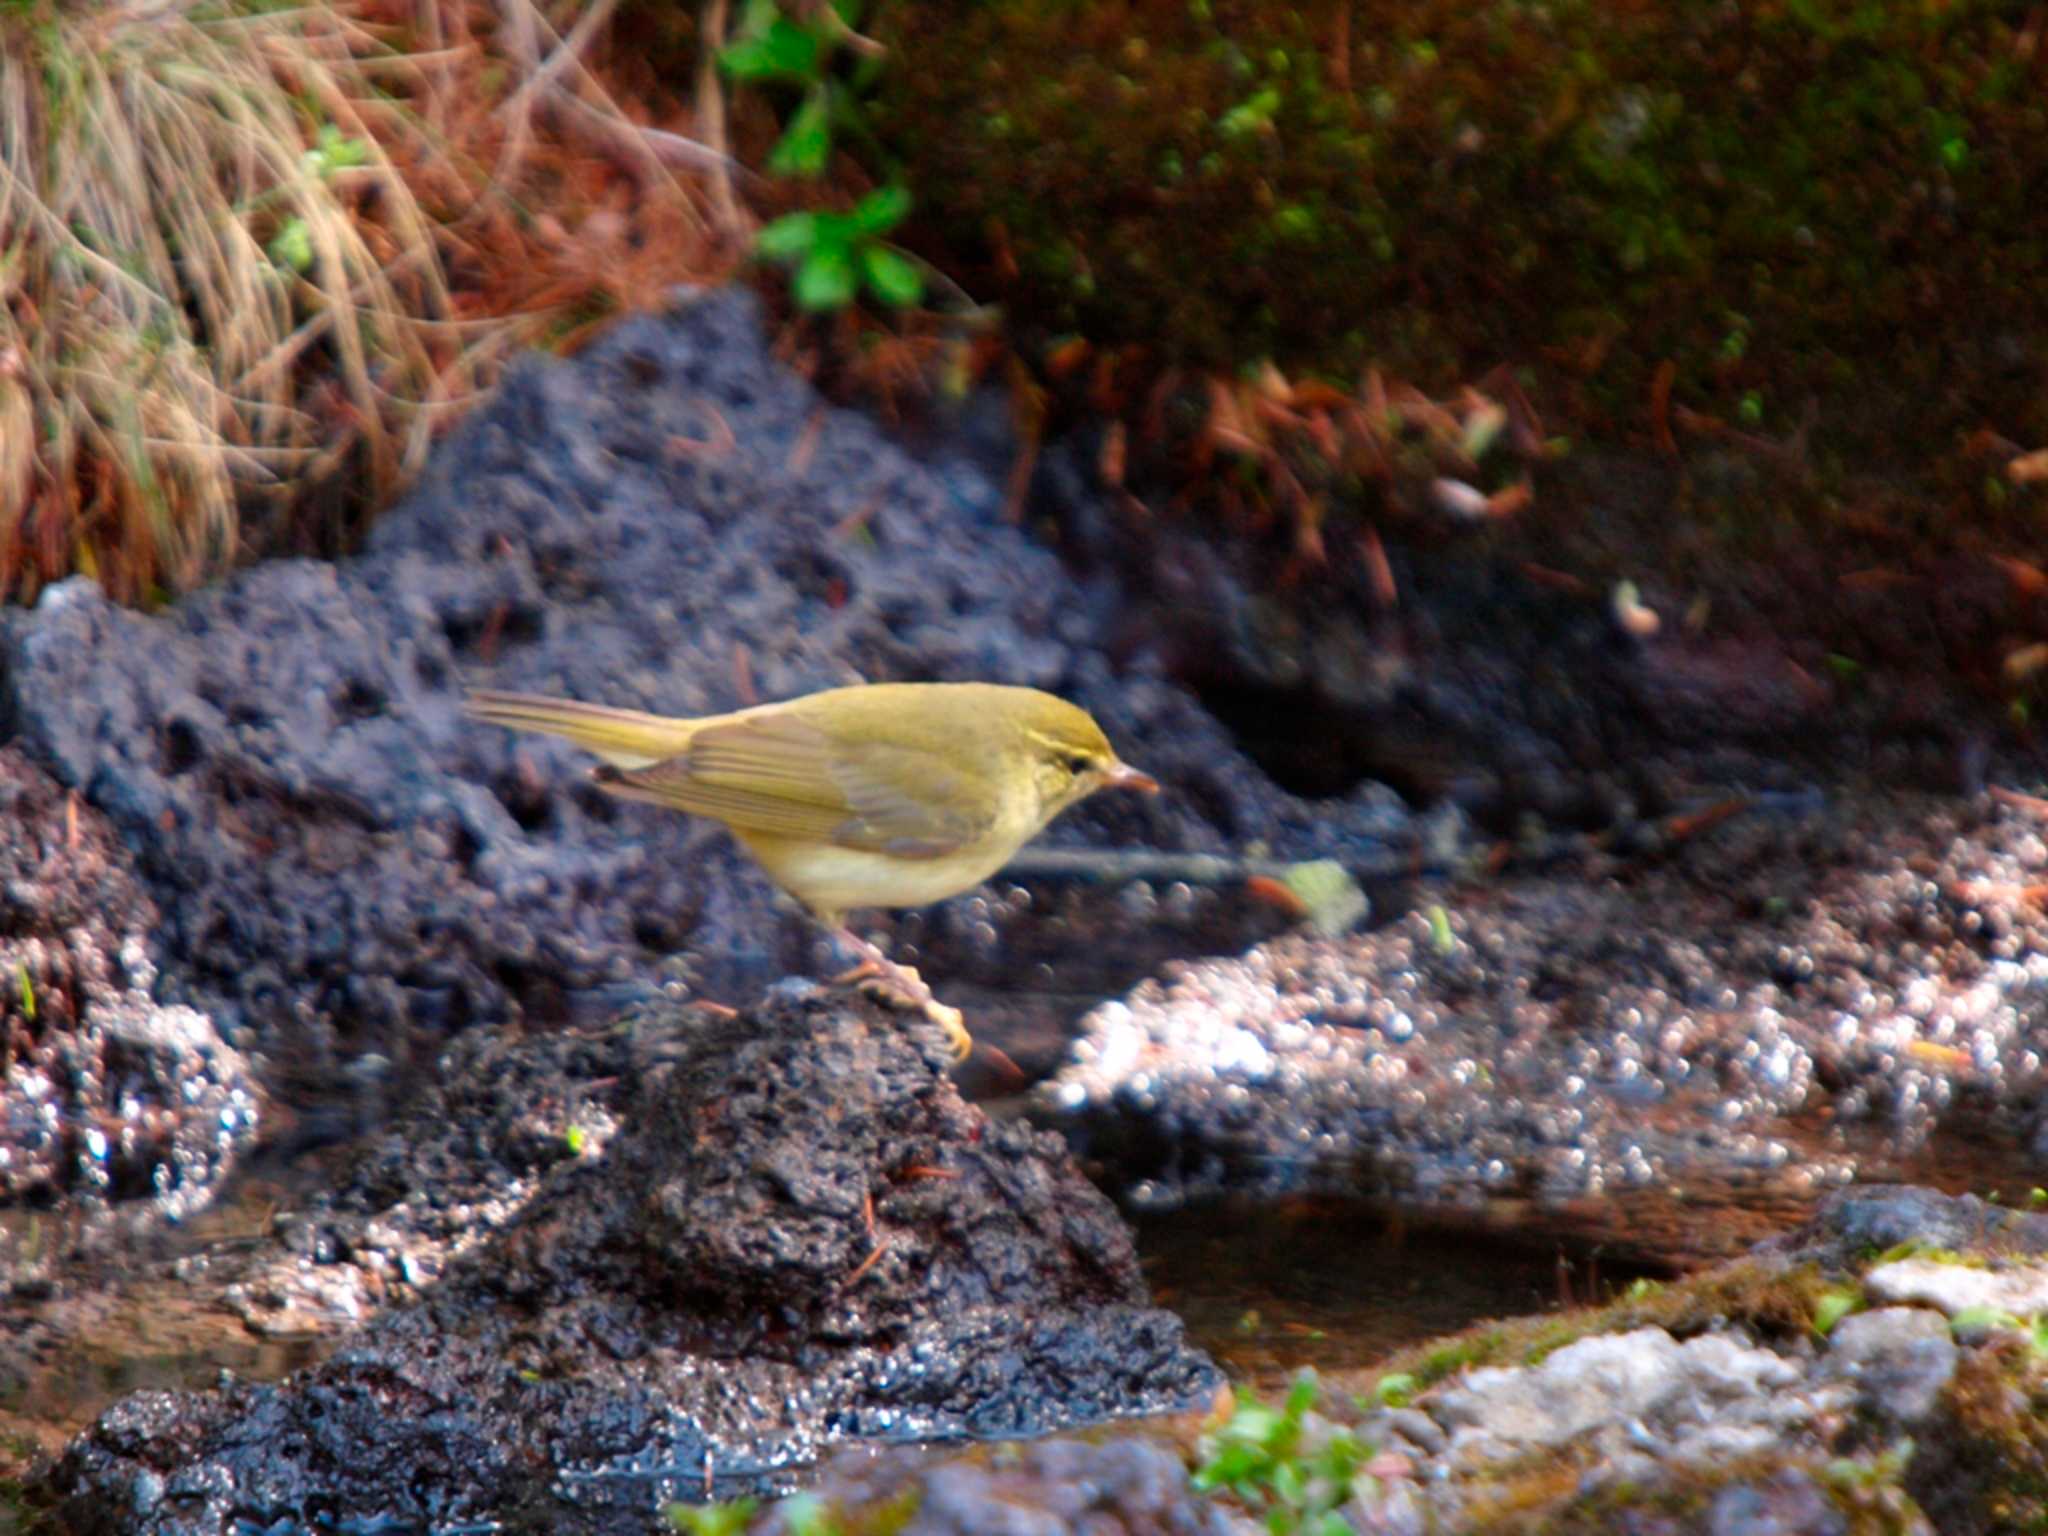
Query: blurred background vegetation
3,0,2044,611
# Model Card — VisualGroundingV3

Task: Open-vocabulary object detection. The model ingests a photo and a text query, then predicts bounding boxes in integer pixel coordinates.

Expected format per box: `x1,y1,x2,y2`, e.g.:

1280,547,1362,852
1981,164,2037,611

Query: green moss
1337,1256,1848,1415
869,0,2048,494
1910,1341,2048,1532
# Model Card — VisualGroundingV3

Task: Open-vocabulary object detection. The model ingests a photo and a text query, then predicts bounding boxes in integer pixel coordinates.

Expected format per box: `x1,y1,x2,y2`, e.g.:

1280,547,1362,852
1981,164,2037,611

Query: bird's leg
826,926,972,1061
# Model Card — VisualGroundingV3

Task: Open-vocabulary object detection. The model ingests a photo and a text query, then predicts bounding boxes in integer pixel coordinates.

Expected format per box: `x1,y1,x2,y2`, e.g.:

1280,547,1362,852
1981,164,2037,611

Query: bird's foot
831,955,972,1061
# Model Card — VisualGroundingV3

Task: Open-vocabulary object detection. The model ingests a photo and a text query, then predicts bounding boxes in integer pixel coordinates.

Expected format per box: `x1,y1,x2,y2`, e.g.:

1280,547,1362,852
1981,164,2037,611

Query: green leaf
667,1498,757,1536
1812,1287,1859,1337
778,1493,831,1536
1283,1370,1318,1422
269,217,314,273
1372,1371,1416,1407
859,244,922,307
1219,85,1282,138
1268,1458,1305,1508
794,244,857,310
1222,1404,1281,1444
301,124,369,178
755,211,819,263
719,15,820,80
1950,1304,2022,1336
851,184,911,235
768,90,833,178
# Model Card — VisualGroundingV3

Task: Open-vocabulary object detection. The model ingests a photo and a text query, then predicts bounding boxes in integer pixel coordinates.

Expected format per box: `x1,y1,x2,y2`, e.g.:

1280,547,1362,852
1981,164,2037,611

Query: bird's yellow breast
733,812,1033,924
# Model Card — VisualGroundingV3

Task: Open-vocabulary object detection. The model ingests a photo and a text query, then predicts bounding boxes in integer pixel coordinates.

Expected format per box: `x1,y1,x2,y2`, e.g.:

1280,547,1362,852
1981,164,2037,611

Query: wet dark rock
220,1006,663,1335
0,747,256,1244
41,990,1219,1533
0,286,1395,1092
1039,792,2048,1262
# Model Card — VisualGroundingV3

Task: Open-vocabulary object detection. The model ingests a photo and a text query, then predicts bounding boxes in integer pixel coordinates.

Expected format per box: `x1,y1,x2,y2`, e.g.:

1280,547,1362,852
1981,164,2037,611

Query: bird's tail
464,689,698,770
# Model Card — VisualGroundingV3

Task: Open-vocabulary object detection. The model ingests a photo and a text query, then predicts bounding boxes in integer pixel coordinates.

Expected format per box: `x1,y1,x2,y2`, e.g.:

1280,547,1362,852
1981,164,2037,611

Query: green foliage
719,0,879,178
756,187,923,312
301,123,369,178
1947,1306,2048,1356
1811,1287,1860,1337
779,1495,837,1536
1424,905,1454,955
722,0,922,314
1193,1372,1374,1535
669,1498,758,1536
667,1490,867,1536
867,0,2048,488
1820,1437,1916,1492
1368,1372,1417,1408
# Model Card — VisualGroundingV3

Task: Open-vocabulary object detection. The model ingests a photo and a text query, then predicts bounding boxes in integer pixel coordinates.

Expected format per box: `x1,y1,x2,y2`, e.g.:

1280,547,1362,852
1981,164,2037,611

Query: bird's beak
1102,760,1160,794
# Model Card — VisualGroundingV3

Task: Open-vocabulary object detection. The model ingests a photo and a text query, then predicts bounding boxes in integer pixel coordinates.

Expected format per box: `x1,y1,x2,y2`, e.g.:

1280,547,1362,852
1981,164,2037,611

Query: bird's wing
596,708,994,858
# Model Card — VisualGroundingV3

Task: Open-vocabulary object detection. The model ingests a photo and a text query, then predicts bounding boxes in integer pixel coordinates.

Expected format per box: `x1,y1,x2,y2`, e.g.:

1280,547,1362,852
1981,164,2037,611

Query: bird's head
1019,696,1158,826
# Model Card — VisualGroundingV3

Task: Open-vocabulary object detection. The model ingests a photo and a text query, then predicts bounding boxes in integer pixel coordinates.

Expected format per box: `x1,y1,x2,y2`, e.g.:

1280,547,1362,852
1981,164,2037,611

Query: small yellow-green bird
465,681,1158,1058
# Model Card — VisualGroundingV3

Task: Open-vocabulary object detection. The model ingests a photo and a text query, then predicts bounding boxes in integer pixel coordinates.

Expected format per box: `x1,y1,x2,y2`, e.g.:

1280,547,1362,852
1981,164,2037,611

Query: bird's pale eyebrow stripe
1023,729,1084,757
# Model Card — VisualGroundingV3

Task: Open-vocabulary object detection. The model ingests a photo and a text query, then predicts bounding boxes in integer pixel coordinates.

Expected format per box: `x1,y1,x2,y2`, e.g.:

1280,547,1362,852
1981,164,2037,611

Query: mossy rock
870,0,2048,484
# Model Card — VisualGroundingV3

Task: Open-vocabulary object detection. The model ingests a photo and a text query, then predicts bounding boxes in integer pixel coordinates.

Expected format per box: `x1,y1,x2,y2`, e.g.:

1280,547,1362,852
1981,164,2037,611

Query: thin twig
697,0,743,235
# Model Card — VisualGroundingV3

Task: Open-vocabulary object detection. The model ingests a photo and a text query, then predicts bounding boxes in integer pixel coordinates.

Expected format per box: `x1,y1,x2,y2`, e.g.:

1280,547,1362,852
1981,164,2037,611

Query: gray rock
768,1436,1246,1536
1824,1307,1957,1424
1431,1327,1803,1464
0,287,1387,1091
1772,1186,2048,1269
1864,1258,2048,1321
1706,1470,1848,1536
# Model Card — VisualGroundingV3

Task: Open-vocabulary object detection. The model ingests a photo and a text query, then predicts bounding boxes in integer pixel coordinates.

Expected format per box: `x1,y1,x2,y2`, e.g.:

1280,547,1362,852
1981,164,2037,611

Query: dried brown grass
0,0,731,604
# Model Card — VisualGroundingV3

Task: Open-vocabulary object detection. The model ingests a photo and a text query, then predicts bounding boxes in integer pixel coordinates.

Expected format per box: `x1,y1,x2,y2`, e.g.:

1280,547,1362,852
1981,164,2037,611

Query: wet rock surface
0,286,1389,1096
398,1184,2034,1536
767,1436,1240,1536
39,991,1219,1533
0,747,256,1250
1303,1185,2048,1535
1040,788,2048,1263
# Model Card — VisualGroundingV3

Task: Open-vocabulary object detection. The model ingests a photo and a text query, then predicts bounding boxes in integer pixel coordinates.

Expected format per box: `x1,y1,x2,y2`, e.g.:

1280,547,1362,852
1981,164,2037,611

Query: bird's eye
1064,753,1094,776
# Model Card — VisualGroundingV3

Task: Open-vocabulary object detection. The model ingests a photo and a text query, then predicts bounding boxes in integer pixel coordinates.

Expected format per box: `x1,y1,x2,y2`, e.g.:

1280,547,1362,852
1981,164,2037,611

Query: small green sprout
779,1494,835,1536
669,1497,758,1535
301,123,369,179
269,217,314,274
756,185,923,312
1425,904,1454,955
1218,86,1281,138
16,962,33,1021
1812,1287,1859,1337
1948,1304,2023,1337
1194,1372,1372,1534
718,0,873,179
564,1124,588,1157
1281,860,1368,936
1371,1371,1417,1407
